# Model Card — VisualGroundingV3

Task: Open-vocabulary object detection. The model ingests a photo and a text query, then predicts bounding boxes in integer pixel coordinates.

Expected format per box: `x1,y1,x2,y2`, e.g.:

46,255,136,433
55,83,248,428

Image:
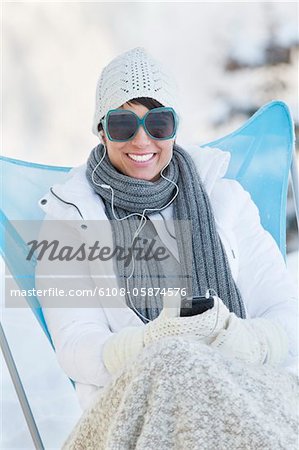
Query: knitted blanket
63,338,298,450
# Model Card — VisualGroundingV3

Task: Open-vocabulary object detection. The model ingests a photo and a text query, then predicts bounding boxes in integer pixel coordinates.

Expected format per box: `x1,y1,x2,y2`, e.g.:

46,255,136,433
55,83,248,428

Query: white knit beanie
92,47,178,136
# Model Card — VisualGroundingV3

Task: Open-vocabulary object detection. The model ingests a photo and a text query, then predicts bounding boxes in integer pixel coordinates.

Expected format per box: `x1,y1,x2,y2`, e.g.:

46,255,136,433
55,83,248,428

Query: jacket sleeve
221,179,298,367
35,216,113,387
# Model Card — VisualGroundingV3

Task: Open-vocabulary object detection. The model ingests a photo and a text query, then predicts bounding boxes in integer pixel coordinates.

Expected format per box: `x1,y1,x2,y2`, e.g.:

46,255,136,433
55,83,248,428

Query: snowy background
1,2,298,449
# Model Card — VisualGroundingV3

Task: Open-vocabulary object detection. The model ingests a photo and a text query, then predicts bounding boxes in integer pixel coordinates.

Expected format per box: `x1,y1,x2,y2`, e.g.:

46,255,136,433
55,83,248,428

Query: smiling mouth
127,153,156,162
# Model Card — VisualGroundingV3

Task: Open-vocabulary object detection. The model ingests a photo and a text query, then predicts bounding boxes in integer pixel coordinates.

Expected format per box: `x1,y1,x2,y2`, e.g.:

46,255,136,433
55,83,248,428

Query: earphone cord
91,144,179,322
91,145,221,334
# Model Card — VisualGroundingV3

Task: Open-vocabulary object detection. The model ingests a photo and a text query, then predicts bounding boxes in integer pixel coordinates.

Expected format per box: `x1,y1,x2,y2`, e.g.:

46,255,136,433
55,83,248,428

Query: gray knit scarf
86,143,246,322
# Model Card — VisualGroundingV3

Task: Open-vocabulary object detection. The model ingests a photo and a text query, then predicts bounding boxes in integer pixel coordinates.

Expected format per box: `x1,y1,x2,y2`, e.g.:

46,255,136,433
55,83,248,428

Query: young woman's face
101,102,175,182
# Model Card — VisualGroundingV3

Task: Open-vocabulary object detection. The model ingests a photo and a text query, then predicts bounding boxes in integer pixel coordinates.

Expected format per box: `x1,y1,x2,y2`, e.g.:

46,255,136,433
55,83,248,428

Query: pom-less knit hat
92,47,178,136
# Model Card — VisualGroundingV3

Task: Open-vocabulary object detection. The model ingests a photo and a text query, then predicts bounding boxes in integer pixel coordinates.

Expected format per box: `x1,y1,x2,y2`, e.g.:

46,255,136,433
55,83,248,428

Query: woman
36,48,298,449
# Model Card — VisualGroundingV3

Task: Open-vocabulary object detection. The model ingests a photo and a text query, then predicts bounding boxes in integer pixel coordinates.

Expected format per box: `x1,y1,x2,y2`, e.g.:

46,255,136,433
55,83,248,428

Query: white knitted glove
210,313,289,365
103,326,145,375
143,296,230,346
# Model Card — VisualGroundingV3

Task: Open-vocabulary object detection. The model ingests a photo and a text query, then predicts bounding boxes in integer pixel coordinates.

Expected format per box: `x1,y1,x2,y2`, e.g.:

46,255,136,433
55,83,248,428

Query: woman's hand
103,296,289,376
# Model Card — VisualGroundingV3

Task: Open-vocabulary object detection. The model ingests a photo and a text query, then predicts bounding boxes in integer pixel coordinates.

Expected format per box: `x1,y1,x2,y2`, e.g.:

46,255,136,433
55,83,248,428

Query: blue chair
1,100,298,448
202,100,298,257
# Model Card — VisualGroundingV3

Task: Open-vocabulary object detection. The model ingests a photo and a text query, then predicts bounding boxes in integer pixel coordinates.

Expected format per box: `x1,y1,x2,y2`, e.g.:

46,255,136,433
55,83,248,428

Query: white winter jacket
36,146,298,410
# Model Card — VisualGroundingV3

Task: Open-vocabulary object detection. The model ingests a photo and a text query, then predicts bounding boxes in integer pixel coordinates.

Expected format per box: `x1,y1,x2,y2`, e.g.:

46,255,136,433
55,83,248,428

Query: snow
2,2,298,166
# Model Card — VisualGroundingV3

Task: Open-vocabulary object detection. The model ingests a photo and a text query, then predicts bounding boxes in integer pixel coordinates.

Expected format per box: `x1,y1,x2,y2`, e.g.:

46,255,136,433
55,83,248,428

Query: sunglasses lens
106,108,177,141
107,111,138,141
145,110,176,139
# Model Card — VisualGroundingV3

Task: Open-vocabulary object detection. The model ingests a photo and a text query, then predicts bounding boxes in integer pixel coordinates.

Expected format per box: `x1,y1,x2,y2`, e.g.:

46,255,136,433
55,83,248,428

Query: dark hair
97,97,164,132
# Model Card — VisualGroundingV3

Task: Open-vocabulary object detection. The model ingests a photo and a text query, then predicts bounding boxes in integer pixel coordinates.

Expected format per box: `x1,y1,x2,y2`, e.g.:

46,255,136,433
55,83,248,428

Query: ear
99,131,107,146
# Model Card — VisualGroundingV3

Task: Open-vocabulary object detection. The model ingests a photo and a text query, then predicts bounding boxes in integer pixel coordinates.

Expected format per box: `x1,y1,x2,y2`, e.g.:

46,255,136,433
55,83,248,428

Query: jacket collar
39,146,230,219
186,145,230,194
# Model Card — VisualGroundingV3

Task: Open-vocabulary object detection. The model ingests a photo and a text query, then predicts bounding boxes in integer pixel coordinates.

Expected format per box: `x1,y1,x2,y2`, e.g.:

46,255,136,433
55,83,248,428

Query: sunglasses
101,107,178,142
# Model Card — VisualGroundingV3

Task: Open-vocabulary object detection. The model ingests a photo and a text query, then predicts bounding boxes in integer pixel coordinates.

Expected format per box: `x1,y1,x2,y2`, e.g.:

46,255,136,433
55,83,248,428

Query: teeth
128,153,154,162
